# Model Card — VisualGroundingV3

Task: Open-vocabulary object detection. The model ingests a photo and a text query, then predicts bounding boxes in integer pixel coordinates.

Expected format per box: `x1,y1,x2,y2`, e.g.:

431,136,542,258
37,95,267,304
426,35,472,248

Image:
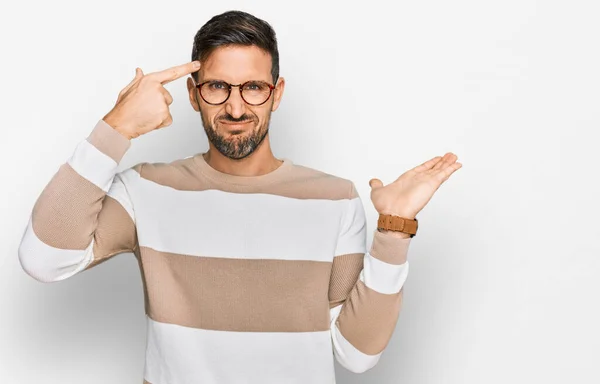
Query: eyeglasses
195,80,275,106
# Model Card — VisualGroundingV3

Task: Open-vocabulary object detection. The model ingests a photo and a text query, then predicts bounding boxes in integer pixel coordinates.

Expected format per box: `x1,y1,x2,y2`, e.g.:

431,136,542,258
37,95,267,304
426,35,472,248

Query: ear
271,77,285,112
187,77,200,112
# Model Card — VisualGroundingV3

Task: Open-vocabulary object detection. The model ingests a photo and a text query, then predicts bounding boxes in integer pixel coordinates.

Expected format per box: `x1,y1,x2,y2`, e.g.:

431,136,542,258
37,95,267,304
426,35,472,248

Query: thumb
117,67,144,102
369,178,383,189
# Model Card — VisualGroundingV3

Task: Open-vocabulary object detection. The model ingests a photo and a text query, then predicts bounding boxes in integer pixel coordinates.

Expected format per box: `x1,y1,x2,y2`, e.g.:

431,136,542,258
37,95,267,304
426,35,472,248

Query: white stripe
144,317,336,384
106,172,136,223
329,304,343,327
360,254,409,294
131,179,350,261
67,138,118,192
18,216,94,283
334,197,367,256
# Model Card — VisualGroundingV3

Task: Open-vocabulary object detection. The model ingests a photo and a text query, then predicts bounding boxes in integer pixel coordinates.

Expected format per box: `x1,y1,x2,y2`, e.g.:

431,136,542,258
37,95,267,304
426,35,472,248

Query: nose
224,85,247,119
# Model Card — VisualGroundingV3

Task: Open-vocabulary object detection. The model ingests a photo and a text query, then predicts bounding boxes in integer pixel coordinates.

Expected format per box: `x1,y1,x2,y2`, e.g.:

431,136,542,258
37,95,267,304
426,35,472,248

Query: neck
203,137,282,177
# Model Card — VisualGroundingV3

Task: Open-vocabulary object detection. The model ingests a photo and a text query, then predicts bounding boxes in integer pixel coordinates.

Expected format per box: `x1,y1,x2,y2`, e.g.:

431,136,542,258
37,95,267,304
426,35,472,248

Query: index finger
149,61,201,84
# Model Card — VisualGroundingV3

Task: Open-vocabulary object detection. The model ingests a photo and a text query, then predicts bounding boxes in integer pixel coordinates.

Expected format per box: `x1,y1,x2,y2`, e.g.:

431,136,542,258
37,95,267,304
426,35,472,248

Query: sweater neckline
192,152,293,186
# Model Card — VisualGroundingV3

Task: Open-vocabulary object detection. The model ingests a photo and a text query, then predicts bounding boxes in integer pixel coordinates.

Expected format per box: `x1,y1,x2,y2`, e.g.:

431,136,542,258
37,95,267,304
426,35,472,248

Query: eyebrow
199,78,272,84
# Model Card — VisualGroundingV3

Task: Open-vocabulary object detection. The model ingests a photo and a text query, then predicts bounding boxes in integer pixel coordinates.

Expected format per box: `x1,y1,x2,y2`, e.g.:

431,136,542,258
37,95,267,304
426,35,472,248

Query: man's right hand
103,60,201,140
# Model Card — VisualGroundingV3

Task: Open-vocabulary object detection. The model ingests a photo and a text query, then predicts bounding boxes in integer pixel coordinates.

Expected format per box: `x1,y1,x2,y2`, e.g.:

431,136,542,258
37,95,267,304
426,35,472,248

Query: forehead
200,45,273,83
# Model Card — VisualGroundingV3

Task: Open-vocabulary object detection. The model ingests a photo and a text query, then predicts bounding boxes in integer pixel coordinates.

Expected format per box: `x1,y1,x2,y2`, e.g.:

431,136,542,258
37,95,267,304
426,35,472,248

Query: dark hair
191,10,279,84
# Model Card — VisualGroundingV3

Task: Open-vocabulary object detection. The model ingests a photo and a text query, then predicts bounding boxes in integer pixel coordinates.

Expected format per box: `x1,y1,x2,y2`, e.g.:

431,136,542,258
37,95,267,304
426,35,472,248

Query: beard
200,110,270,160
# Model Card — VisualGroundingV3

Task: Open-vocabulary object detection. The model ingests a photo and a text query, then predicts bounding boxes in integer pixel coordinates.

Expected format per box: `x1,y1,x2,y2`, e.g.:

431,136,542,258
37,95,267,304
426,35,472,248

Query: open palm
369,152,462,219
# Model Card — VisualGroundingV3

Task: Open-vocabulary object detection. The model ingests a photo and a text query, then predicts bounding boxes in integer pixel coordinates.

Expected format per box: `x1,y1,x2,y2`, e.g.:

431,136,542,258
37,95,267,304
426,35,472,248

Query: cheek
252,108,270,125
202,107,221,126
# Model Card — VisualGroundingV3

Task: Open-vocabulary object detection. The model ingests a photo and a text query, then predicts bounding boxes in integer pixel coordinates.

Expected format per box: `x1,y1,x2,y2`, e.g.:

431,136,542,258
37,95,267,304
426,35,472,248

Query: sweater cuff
369,229,411,265
86,119,131,164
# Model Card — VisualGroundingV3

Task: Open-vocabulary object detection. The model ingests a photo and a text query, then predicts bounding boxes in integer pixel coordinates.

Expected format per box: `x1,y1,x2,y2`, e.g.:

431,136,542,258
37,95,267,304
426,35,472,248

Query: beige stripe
133,246,151,316
139,246,332,332
32,162,136,264
369,230,411,265
87,119,131,163
32,163,105,249
137,157,355,200
336,280,403,355
328,253,364,309
85,195,138,269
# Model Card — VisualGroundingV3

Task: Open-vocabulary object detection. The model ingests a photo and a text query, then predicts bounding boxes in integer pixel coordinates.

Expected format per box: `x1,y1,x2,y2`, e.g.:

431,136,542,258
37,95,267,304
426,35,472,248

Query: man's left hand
369,152,462,219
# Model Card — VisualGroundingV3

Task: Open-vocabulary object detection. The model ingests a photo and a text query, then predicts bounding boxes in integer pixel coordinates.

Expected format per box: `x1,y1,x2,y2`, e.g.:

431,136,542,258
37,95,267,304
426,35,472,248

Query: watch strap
377,214,418,237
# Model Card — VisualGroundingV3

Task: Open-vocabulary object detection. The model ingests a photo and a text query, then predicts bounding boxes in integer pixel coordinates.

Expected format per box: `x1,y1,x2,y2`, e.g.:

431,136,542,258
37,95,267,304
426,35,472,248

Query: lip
220,121,252,125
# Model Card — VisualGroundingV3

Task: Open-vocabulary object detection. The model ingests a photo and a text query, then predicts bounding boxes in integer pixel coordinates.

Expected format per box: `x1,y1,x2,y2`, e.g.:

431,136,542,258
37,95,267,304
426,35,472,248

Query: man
18,10,461,384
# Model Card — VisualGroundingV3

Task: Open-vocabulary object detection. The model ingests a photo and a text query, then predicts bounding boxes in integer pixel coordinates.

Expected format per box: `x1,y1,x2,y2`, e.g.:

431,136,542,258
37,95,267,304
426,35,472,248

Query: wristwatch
377,214,418,237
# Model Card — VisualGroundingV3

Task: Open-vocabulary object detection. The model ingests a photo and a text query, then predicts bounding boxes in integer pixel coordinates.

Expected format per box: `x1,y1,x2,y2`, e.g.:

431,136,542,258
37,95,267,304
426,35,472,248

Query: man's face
187,45,285,160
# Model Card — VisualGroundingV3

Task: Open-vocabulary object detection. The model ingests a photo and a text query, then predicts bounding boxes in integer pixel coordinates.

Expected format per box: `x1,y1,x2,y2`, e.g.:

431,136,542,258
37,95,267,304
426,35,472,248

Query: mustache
218,114,255,123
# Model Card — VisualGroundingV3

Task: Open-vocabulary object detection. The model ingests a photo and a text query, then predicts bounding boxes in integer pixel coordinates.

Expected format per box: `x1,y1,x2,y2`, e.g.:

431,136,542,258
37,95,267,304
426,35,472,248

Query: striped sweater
18,119,412,384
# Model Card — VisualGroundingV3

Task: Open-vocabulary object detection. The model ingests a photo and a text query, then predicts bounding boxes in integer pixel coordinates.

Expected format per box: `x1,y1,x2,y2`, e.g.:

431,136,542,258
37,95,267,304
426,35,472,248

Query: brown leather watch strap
377,214,418,237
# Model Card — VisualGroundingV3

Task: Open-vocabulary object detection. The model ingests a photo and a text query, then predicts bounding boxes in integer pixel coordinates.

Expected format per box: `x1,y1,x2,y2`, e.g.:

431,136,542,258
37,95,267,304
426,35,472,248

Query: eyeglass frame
193,79,276,106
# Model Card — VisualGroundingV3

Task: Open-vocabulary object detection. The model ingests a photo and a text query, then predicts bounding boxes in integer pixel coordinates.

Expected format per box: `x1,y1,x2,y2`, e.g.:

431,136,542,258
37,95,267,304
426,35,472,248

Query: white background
1,0,599,383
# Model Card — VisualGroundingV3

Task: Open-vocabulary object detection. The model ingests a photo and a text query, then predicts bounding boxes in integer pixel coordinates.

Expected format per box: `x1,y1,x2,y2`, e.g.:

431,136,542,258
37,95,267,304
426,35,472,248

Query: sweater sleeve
328,181,411,373
18,119,140,283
